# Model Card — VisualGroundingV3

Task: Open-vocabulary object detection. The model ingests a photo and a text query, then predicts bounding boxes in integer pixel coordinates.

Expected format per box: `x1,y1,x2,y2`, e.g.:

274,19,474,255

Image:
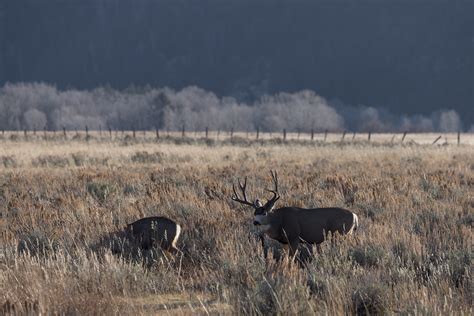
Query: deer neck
258,213,281,237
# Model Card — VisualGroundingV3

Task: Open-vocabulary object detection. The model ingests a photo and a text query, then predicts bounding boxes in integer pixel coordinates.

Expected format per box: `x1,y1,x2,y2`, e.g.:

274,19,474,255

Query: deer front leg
281,222,300,261
258,233,268,259
288,238,300,261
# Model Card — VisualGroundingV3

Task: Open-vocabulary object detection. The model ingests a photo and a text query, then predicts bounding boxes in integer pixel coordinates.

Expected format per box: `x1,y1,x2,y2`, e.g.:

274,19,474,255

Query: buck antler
264,170,280,207
231,177,255,207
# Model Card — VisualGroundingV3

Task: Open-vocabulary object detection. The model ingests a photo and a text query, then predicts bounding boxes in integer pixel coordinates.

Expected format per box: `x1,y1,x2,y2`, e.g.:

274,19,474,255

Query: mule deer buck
231,171,359,259
126,216,182,254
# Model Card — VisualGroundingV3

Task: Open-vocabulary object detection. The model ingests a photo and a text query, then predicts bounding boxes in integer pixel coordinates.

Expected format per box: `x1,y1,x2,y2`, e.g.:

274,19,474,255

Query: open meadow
0,133,472,314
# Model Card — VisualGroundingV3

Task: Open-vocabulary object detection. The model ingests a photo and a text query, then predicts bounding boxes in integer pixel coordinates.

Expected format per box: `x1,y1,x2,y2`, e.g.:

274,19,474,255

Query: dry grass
0,135,472,315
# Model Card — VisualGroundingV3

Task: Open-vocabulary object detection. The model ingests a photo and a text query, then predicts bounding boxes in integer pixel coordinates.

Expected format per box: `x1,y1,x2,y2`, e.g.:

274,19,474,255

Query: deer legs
288,238,300,260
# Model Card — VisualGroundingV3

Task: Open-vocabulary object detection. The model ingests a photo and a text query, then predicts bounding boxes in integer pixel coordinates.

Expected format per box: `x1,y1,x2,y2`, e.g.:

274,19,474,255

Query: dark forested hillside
2,0,474,125
0,1,5,84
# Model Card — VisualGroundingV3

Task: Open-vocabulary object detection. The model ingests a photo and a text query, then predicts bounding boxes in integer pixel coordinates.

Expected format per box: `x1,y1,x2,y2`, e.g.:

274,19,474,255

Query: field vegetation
0,134,472,314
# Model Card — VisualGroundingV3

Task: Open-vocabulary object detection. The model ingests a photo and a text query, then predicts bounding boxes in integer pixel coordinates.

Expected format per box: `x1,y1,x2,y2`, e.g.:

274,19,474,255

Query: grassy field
0,135,472,314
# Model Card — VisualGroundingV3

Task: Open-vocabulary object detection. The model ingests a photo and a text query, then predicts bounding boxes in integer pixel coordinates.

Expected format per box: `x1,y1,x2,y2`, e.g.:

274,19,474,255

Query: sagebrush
0,137,472,314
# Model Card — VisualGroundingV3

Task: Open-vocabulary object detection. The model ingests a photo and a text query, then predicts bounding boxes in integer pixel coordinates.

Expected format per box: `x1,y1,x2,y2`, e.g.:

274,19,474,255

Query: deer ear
254,199,263,207
265,197,279,212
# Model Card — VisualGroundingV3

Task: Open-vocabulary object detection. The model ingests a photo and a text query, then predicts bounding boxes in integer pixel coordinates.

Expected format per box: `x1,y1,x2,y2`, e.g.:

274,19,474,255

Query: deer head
231,170,280,225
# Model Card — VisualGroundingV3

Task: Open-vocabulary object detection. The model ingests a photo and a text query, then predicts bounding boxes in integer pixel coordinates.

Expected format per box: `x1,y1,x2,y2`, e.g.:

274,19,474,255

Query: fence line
0,128,470,145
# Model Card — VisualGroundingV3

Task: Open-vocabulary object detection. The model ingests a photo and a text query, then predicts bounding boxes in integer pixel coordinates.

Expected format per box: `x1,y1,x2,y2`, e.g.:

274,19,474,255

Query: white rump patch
172,224,181,248
348,213,359,234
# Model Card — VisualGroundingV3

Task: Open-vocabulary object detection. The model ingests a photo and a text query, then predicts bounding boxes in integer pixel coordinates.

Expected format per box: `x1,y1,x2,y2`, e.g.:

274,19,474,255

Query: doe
126,216,182,254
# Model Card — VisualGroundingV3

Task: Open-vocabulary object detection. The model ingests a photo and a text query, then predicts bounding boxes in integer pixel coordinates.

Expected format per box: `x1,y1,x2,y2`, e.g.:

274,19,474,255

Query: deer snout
253,214,268,226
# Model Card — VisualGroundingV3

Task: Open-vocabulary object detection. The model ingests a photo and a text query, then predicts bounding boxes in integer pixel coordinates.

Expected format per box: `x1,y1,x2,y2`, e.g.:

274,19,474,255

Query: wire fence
0,127,472,146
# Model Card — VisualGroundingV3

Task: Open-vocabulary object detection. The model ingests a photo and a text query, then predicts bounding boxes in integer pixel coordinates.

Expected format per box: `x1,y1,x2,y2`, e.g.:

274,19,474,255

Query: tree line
0,83,466,133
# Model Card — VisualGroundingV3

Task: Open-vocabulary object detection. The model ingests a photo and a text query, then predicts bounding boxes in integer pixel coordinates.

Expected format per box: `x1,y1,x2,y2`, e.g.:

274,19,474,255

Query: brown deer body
232,171,359,258
126,216,181,253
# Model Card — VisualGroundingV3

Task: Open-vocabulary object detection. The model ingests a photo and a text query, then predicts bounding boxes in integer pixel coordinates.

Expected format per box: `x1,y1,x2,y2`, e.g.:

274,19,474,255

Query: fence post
368,131,371,142
99,125,102,136
132,127,136,139
33,128,36,136
457,131,461,146
432,135,442,145
85,125,89,138
283,129,287,140
311,129,314,141
342,130,346,141
24,129,27,138
324,129,328,142
256,127,259,140
205,127,209,139
182,125,185,138
402,131,407,142
109,126,112,139
44,126,47,139
230,128,234,139
155,128,160,139
63,127,66,138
